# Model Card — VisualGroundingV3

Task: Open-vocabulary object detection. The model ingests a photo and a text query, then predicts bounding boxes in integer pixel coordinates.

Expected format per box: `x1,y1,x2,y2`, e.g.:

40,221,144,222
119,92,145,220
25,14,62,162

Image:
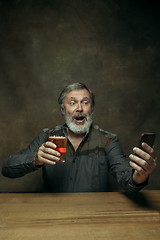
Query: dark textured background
0,0,159,192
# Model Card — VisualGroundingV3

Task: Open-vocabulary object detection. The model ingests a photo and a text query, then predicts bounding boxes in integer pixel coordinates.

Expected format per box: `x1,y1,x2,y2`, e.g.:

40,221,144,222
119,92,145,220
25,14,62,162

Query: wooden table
0,191,160,240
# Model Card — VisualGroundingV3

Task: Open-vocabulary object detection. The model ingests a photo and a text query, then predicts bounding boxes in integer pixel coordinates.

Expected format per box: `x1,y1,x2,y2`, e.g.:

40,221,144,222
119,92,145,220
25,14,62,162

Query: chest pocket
75,147,108,192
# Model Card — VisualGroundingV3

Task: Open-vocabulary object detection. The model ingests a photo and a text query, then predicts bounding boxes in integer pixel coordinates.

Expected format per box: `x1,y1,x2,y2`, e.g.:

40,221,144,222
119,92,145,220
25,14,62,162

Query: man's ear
61,107,65,115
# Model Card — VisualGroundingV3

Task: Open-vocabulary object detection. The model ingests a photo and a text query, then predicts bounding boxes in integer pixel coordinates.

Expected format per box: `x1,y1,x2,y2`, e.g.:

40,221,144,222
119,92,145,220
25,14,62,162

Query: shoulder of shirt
92,125,117,138
42,128,50,133
42,125,64,133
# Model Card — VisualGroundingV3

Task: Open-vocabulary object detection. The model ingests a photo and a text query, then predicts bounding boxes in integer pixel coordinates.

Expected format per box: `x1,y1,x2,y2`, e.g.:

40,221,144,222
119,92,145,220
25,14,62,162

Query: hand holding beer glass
49,135,67,162
35,134,67,166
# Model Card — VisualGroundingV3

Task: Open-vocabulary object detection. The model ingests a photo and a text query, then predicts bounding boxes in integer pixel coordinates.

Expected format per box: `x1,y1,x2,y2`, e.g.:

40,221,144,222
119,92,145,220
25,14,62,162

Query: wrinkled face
61,89,93,134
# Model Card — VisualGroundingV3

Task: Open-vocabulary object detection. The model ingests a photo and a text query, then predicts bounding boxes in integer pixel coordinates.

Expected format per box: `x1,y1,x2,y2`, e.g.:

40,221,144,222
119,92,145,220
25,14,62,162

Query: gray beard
63,113,93,134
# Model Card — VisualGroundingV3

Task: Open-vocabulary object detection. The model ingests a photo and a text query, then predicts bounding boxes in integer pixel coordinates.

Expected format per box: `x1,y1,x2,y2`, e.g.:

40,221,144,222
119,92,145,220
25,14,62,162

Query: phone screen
139,133,156,149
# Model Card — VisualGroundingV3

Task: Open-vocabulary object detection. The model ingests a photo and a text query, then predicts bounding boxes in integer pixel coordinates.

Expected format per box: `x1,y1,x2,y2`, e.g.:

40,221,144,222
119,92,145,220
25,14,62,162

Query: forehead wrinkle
65,91,90,101
69,97,90,101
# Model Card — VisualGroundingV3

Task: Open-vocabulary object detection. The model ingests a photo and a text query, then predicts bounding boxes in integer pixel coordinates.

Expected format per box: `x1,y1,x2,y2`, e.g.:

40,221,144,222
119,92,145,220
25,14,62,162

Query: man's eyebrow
82,97,90,101
70,97,76,99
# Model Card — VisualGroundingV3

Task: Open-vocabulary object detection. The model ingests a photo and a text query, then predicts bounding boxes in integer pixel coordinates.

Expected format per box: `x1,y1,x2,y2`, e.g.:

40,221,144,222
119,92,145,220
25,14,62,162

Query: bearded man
2,83,157,192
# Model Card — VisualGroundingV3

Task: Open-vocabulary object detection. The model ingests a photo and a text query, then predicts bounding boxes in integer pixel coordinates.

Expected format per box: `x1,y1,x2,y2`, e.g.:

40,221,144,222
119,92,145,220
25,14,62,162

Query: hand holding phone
129,132,157,185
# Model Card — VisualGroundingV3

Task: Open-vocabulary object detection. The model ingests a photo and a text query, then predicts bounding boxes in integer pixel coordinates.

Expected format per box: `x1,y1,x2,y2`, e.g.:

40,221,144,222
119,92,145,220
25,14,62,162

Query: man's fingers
129,148,157,178
129,160,147,176
36,142,61,165
39,151,60,162
40,143,61,157
129,154,149,171
141,142,155,158
132,147,154,166
37,156,57,165
43,141,57,149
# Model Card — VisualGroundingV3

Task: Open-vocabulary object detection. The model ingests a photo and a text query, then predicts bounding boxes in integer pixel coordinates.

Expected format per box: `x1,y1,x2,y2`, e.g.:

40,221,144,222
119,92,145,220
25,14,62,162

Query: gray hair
58,82,95,109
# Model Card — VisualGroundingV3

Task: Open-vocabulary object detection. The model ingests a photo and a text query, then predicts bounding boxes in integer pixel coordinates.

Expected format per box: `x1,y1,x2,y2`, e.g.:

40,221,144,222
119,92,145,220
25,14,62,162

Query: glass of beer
49,135,67,162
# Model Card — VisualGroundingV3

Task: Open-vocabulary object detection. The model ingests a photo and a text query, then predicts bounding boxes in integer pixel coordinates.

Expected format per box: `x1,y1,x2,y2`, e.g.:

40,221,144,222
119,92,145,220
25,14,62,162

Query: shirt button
70,177,73,181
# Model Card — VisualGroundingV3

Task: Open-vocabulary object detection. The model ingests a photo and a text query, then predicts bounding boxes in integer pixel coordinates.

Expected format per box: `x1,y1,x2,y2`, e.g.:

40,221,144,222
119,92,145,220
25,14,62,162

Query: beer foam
49,135,66,139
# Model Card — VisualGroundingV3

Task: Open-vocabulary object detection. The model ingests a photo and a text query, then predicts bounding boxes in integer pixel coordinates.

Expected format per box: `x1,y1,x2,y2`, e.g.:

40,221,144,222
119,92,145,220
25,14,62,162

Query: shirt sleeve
107,136,148,192
1,129,49,178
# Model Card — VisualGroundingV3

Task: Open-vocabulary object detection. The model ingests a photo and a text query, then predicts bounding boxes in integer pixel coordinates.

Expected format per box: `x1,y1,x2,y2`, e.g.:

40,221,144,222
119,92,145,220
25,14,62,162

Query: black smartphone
138,133,156,149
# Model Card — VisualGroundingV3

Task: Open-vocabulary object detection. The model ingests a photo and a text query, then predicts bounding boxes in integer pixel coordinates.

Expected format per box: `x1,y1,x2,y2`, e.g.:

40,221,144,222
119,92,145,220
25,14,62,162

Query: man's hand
34,141,61,166
129,142,157,184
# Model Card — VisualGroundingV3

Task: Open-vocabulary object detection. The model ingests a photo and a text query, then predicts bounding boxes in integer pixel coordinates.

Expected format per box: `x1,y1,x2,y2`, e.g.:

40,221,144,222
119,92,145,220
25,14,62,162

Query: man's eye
83,101,89,105
70,102,76,105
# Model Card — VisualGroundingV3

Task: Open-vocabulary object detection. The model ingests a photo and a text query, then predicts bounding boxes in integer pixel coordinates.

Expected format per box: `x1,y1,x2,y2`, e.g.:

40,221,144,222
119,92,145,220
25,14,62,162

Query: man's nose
76,102,83,112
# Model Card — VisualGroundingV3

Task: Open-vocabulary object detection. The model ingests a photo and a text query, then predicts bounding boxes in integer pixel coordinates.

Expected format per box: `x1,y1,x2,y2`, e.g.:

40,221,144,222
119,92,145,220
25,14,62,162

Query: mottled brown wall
0,0,160,192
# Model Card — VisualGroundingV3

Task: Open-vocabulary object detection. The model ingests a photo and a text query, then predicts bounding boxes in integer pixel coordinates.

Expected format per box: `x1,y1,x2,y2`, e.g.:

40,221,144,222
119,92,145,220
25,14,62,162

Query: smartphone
138,133,156,150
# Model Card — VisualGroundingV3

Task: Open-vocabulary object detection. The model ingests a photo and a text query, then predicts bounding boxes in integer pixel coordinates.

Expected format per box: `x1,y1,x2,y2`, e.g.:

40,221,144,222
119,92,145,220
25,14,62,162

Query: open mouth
73,115,86,125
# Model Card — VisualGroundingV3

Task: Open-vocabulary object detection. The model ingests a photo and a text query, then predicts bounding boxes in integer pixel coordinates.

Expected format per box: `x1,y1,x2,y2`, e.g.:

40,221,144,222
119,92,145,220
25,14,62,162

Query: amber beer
49,136,67,162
